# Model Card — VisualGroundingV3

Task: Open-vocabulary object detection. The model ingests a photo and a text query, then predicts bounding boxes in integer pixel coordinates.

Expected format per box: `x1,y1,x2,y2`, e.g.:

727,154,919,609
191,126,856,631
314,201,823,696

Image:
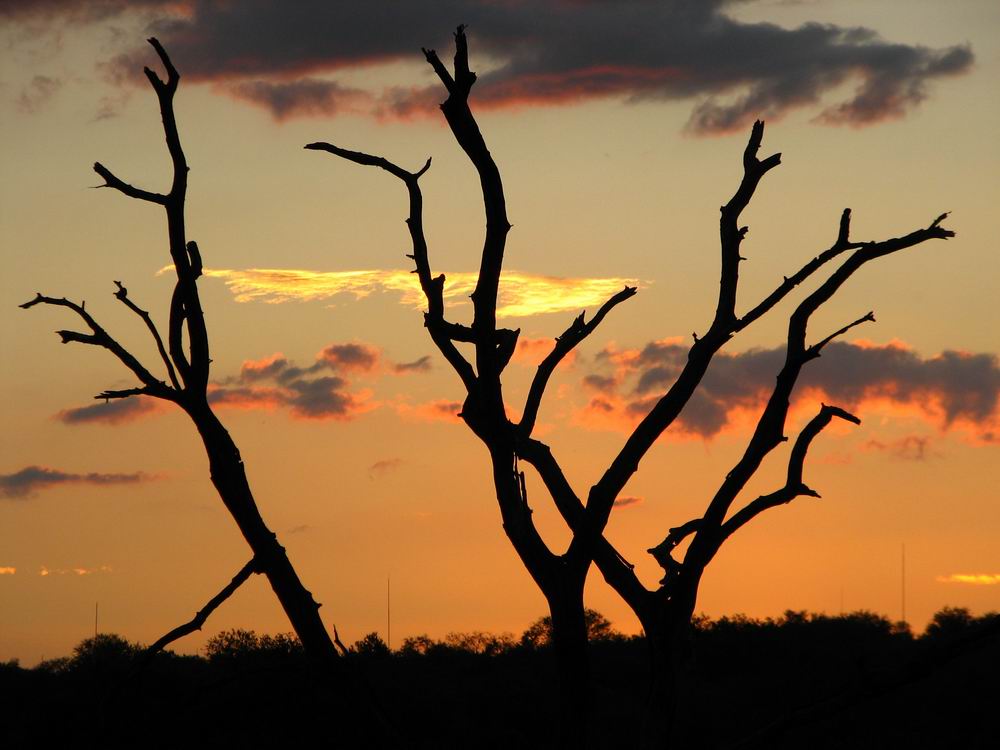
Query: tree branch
808,310,875,358
306,141,477,391
425,26,511,392
20,293,174,400
721,405,860,540
736,208,863,332
519,285,637,438
716,120,781,327
114,281,181,391
92,162,166,205
138,557,260,668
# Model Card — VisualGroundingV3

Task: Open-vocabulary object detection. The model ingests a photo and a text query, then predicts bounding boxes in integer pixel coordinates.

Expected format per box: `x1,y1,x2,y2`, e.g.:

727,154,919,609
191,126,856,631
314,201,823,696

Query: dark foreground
2,608,997,749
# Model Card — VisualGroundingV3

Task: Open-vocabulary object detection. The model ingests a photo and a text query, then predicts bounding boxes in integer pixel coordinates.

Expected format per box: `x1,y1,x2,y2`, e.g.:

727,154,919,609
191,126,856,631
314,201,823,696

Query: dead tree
308,27,954,749
21,39,340,665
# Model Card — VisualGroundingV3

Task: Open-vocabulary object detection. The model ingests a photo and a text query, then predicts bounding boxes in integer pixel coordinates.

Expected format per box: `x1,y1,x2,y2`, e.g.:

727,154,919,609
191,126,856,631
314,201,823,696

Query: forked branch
114,281,181,391
305,141,476,390
519,285,637,437
19,293,174,401
721,404,860,540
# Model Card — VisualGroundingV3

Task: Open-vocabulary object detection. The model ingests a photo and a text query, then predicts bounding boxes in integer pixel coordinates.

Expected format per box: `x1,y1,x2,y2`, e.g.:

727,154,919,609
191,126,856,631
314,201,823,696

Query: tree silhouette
308,26,953,748
21,40,341,667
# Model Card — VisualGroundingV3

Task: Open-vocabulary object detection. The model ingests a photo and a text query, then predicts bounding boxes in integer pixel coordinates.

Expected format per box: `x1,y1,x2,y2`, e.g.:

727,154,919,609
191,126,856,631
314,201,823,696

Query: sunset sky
2,0,998,666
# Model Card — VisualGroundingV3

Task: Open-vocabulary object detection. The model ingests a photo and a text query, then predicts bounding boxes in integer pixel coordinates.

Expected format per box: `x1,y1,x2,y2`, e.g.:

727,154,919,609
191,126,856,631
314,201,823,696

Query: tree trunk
640,612,692,750
549,577,591,749
189,404,338,661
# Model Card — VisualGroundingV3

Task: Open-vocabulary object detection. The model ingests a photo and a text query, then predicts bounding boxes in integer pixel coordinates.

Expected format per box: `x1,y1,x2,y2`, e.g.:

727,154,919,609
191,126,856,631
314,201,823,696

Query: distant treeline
3,607,997,748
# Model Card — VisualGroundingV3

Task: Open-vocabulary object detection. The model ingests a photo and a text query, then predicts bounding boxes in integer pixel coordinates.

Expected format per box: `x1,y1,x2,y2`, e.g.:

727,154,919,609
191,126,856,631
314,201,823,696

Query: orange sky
2,0,999,666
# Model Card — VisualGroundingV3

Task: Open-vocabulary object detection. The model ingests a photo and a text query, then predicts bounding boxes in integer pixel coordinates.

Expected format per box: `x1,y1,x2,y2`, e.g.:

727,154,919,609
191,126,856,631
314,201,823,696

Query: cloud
287,524,311,534
577,339,1000,439
0,567,15,575
369,457,403,478
208,343,380,420
317,342,379,373
864,435,938,461
195,266,639,319
8,0,970,133
0,466,153,499
393,356,432,374
223,78,373,120
17,74,62,113
39,565,113,577
239,353,290,382
56,396,162,425
613,495,643,508
936,574,1000,586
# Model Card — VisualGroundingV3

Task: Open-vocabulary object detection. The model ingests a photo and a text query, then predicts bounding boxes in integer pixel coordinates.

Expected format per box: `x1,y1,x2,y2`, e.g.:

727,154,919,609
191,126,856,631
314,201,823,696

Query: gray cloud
6,0,972,133
0,465,152,499
207,343,378,420
613,495,643,508
56,396,159,425
317,342,379,373
393,355,432,374
586,340,1000,438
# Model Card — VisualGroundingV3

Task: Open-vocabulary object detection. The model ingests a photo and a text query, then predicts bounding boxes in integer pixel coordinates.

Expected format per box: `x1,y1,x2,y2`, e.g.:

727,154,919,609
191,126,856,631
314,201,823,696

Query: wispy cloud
56,396,162,425
9,1,971,134
39,565,113,577
192,267,639,319
864,435,939,461
0,466,154,499
0,567,15,576
613,495,643,509
936,573,1000,586
369,457,403,478
17,74,62,113
393,356,432,374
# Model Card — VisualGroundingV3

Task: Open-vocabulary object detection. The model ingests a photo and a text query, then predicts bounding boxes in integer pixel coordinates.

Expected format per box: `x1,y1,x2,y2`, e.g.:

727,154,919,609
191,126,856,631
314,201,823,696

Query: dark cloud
0,465,152,499
393,355,432,374
317,342,379,372
583,374,618,394
225,78,372,120
613,495,643,508
239,354,289,382
206,343,378,420
8,0,972,133
584,340,1000,438
285,375,360,419
56,396,160,425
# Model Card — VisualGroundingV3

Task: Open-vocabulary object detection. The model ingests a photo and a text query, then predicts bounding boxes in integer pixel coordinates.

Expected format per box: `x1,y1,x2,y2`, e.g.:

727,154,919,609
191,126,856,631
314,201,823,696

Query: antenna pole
901,542,907,624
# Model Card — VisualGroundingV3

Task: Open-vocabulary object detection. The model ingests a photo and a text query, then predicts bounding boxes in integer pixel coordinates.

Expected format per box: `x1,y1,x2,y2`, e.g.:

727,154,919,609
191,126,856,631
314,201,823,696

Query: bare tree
21,40,340,667
308,27,953,749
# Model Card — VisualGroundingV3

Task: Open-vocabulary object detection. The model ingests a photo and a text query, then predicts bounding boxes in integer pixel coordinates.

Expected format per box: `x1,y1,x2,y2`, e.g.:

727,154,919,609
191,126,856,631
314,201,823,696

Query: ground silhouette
2,608,996,749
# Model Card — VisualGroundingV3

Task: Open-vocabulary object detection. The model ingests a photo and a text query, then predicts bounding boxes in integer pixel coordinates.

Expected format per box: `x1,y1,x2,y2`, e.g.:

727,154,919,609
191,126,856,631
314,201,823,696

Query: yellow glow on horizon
174,266,640,318
936,573,1000,585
